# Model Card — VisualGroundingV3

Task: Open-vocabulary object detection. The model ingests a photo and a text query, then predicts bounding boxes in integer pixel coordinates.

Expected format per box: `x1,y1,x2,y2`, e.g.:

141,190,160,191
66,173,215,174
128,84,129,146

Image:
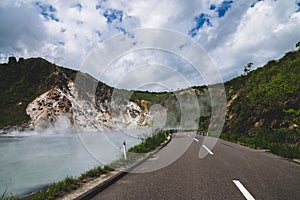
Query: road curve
90,132,300,200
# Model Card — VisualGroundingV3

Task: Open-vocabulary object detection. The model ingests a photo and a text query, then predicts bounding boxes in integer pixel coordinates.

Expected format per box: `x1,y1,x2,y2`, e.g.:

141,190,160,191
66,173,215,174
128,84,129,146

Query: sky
0,0,300,91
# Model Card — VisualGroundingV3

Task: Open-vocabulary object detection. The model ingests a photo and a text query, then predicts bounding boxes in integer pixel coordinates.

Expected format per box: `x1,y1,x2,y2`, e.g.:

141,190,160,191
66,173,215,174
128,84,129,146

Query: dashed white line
193,138,199,142
202,145,214,155
233,180,255,200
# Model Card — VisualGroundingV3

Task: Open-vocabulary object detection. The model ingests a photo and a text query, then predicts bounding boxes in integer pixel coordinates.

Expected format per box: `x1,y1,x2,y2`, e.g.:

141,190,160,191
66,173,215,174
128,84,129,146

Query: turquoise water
0,131,141,196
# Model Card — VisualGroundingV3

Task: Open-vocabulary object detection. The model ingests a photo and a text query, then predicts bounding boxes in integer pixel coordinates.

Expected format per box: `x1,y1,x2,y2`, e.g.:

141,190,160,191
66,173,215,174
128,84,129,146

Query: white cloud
99,49,203,91
0,2,47,56
210,0,300,80
0,0,300,90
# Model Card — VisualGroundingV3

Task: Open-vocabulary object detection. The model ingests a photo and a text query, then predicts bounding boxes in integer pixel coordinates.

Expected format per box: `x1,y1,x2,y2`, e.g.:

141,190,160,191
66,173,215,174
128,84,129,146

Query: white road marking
202,145,214,155
193,138,199,142
188,135,191,138
233,180,255,200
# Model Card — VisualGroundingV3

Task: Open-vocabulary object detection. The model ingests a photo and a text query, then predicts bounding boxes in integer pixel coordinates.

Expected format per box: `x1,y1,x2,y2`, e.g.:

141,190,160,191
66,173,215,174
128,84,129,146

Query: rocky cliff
0,57,152,132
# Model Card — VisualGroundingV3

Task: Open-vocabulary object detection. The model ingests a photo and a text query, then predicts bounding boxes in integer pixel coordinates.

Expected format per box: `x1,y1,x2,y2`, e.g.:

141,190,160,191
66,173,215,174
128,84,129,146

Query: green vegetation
221,128,300,158
222,44,300,159
1,189,17,200
197,116,210,133
28,176,80,200
108,130,171,170
129,130,170,153
130,90,171,105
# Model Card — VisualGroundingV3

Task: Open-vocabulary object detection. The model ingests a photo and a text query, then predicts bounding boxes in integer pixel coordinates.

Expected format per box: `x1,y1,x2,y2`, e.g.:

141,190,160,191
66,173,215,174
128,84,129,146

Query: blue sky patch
217,0,234,18
96,0,108,10
250,0,263,8
210,4,216,10
296,0,300,12
103,8,123,24
35,2,59,22
188,13,212,37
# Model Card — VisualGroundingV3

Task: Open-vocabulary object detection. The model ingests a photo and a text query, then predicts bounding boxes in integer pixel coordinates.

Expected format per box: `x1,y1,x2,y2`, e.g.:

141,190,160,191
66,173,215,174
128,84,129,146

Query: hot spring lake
0,130,142,196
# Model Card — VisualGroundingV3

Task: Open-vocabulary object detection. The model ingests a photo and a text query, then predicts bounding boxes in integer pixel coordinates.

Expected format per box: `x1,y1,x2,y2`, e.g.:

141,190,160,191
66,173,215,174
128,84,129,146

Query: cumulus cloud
0,2,48,57
0,0,300,90
210,0,300,79
99,49,204,91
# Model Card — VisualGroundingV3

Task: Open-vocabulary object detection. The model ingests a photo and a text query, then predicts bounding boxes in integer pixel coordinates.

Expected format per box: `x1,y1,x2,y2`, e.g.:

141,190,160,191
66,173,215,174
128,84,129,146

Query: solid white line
193,138,199,142
233,180,255,200
202,145,214,155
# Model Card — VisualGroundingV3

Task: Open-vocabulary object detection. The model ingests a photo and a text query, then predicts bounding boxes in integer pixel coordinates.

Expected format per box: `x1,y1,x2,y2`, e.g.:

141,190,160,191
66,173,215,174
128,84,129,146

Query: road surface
91,132,300,200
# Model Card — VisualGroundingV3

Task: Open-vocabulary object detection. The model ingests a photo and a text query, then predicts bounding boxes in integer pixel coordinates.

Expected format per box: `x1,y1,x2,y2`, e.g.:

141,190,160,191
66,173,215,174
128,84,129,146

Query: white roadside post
123,140,127,160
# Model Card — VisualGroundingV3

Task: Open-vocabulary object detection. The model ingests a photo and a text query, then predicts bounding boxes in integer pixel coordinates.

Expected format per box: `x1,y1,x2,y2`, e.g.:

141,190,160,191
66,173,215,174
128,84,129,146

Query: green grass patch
16,165,114,200
220,128,300,159
1,189,18,200
129,130,170,153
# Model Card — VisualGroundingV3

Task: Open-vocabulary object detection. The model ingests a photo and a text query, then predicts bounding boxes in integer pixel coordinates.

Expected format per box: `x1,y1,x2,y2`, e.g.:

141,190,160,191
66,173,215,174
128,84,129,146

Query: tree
296,41,300,49
243,62,253,76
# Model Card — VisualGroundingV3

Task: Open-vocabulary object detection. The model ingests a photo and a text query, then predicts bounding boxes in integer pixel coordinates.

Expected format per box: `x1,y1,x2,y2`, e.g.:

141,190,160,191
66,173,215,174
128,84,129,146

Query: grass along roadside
128,130,170,153
220,128,300,159
1,130,171,200
22,165,114,200
1,190,18,200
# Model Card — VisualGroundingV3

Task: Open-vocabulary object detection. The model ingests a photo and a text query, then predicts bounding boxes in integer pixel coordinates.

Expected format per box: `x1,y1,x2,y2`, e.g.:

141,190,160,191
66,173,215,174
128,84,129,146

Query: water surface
0,130,141,196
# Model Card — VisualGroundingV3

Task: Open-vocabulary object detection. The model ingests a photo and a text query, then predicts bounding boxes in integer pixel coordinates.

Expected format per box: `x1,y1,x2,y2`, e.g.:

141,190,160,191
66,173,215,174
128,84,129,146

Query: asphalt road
91,132,300,200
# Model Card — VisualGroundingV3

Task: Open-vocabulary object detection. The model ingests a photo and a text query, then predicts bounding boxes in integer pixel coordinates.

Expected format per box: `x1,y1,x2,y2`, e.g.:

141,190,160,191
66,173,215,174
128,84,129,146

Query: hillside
0,57,77,129
222,47,300,158
0,57,152,131
0,57,210,132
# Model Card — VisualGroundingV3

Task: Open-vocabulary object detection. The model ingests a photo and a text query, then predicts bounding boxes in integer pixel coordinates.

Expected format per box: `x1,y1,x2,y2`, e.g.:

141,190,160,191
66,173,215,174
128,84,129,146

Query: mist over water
0,126,141,196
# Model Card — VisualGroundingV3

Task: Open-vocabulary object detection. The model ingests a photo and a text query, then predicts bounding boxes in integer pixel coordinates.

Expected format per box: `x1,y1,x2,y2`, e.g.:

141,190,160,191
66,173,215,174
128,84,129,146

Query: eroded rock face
26,81,152,131
26,88,73,129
